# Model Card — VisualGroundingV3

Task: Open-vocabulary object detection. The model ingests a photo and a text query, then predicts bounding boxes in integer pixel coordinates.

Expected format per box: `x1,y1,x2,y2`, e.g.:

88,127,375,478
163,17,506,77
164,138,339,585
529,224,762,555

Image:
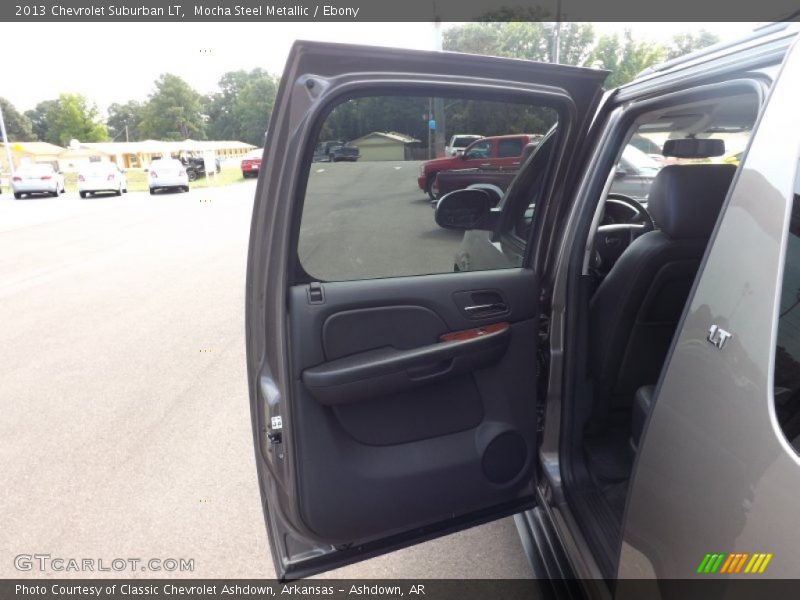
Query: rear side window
296,95,557,282
774,180,800,453
497,138,523,158
463,140,492,159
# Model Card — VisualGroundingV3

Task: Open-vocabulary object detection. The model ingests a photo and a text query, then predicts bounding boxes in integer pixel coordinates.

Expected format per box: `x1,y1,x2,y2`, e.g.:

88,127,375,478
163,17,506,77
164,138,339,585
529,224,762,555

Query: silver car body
11,164,64,196
77,162,127,195
148,159,189,191
617,32,800,579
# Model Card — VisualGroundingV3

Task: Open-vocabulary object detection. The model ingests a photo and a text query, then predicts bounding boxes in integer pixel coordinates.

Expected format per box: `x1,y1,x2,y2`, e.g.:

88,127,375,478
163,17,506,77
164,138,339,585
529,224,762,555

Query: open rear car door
245,41,607,579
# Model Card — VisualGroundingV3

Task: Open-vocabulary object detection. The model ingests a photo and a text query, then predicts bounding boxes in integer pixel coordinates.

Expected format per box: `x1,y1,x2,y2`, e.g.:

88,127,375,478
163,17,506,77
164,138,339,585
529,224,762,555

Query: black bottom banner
5,579,800,600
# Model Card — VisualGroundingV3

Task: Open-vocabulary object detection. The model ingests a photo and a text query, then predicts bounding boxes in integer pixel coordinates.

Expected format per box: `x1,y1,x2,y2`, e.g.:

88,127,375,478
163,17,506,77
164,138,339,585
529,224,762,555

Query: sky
0,22,758,114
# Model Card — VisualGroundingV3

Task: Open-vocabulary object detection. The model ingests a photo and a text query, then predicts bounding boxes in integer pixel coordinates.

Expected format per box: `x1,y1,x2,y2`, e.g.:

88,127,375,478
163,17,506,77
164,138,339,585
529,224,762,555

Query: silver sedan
12,164,65,199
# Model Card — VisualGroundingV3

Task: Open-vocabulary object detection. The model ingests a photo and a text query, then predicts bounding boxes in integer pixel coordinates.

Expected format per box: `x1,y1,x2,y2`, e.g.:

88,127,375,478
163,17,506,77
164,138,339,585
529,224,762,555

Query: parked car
77,162,127,198
241,149,263,178
332,144,359,162
147,159,189,194
432,142,539,200
11,163,65,199
628,132,663,160
313,140,360,162
417,133,543,199
433,142,661,203
178,153,220,181
246,24,800,584
611,143,662,200
445,134,483,156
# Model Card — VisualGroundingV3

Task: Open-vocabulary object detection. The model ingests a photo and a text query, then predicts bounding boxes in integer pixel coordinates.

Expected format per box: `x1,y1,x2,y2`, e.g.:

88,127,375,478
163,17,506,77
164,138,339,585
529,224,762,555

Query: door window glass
497,138,524,158
463,140,492,160
297,95,557,281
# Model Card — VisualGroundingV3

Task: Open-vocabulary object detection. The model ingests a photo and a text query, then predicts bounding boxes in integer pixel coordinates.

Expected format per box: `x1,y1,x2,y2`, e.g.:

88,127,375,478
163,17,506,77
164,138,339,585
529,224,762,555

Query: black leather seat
587,164,736,431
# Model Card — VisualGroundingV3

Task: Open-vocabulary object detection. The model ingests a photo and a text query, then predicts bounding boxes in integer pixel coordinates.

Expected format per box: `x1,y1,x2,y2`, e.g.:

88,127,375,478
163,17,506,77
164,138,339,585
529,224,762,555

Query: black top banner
2,0,800,22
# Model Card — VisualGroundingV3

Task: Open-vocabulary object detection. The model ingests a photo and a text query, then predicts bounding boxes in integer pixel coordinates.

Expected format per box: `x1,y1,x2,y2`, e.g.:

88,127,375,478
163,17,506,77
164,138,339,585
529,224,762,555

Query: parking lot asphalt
300,161,464,280
0,165,532,579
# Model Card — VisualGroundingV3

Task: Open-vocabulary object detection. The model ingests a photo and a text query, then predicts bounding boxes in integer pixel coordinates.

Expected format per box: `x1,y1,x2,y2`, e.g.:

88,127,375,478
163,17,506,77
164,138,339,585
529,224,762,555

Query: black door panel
332,375,484,446
284,269,539,545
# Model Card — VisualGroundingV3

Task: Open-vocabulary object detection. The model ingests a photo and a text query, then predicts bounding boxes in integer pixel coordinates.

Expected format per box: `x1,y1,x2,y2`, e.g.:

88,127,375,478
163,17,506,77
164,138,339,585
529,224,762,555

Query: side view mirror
614,168,628,179
465,183,503,208
435,188,494,230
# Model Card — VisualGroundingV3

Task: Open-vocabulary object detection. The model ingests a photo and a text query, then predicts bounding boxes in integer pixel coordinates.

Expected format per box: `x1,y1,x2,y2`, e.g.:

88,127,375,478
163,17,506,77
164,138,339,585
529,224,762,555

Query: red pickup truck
417,134,541,199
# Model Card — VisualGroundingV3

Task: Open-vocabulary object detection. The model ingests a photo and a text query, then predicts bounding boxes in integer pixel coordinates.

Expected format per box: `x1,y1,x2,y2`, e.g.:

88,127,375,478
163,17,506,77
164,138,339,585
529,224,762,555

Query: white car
11,163,65,199
445,134,482,157
77,162,127,198
148,158,189,194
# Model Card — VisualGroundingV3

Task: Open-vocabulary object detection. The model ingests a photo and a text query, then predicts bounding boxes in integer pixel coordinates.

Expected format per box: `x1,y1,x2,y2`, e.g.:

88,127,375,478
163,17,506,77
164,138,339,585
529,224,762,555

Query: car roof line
632,21,800,81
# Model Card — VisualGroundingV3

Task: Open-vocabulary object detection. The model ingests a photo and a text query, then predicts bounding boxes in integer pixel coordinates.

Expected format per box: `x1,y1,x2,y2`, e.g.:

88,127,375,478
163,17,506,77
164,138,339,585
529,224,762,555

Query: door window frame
286,81,578,285
545,77,769,579
463,138,493,160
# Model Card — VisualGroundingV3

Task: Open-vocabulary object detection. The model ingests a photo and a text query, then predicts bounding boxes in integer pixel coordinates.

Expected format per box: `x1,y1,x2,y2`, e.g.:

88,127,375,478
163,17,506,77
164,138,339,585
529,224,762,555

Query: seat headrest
648,164,736,239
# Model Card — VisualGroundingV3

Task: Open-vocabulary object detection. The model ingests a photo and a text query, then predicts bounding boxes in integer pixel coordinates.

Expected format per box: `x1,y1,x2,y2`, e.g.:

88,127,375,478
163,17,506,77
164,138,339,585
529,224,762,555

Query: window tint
775,190,800,453
297,95,557,281
497,138,523,158
463,140,492,160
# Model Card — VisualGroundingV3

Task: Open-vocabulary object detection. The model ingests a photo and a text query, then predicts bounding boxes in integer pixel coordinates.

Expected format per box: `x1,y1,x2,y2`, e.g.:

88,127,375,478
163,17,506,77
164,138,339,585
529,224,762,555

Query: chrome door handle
464,302,508,314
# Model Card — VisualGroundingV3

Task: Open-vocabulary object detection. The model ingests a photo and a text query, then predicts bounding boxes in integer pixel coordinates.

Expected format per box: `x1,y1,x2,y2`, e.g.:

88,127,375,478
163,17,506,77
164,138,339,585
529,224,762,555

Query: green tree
232,73,279,146
666,30,720,60
205,70,249,141
443,21,595,66
320,96,557,147
556,23,596,66
206,69,279,145
24,100,60,143
0,97,36,141
588,30,666,88
139,74,207,141
31,94,108,146
107,100,144,142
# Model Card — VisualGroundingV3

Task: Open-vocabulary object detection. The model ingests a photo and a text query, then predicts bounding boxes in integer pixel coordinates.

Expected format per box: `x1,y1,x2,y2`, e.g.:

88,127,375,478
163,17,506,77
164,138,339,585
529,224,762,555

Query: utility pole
0,101,15,178
125,124,129,143
552,0,562,64
432,18,446,158
427,98,433,160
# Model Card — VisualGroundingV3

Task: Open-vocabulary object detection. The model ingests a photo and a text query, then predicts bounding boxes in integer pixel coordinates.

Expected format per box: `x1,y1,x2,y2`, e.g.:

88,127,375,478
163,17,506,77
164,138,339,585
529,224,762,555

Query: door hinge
307,281,325,304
